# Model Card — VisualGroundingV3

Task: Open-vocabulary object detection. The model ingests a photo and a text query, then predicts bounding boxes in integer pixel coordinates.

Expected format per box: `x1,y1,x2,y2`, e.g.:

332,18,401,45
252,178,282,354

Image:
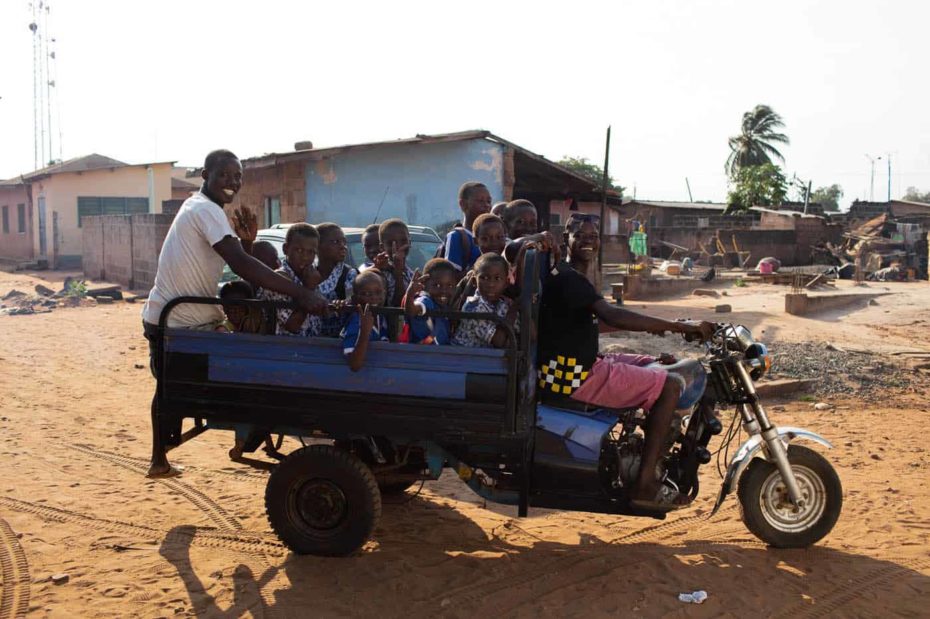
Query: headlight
722,325,756,351
745,343,772,380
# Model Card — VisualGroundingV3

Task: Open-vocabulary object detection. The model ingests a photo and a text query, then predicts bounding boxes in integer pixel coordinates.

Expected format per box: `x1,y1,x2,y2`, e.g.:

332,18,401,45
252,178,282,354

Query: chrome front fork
732,362,805,507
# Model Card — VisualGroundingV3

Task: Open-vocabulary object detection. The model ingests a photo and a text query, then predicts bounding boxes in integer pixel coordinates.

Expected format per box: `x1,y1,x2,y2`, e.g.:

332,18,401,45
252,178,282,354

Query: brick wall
81,217,104,279
132,214,174,290
82,213,174,289
236,160,307,225
102,216,133,285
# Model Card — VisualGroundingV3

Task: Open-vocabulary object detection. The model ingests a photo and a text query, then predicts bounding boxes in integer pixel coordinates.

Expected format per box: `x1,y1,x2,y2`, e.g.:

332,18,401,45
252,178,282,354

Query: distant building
0,179,33,262
608,199,842,266
0,154,174,267
848,199,930,223
237,130,621,233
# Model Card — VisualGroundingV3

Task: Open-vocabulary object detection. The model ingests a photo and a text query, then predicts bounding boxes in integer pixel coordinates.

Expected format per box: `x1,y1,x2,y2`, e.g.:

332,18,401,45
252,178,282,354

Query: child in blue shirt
404,258,457,345
341,269,389,371
443,181,492,277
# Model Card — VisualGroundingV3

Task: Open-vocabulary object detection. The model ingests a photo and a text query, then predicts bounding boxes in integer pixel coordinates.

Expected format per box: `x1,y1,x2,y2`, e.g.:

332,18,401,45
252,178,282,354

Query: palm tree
726,105,790,178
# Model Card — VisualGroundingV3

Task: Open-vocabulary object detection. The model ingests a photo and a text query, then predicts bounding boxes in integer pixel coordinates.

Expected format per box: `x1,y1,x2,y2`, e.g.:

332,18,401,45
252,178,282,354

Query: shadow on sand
159,493,930,618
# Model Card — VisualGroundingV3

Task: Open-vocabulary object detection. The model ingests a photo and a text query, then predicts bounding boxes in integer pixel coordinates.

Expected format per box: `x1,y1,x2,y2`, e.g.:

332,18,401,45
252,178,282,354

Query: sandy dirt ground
1,270,929,618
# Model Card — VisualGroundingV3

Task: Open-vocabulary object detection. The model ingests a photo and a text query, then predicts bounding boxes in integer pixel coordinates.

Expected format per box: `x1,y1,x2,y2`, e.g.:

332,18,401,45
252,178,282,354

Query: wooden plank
805,273,825,289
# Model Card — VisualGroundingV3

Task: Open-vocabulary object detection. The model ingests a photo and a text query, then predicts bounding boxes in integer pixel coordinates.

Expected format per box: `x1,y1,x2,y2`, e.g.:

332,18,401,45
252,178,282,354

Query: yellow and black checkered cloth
538,355,590,395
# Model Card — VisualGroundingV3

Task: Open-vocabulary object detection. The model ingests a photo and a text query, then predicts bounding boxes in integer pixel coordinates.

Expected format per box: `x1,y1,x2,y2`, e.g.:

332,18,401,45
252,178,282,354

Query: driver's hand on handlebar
678,320,716,342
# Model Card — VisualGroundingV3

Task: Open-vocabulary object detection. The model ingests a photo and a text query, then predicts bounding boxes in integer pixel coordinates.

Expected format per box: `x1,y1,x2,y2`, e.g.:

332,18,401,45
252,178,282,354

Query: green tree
903,187,930,203
558,156,624,193
726,163,788,214
810,184,844,211
726,105,790,178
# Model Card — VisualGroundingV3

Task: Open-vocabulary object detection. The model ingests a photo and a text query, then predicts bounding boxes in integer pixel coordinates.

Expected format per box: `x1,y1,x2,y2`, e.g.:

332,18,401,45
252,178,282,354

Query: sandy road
1,270,929,617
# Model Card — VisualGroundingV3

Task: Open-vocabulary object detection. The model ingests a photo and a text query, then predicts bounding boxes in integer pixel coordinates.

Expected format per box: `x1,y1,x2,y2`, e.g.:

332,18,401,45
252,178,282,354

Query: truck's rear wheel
737,445,842,548
265,445,381,556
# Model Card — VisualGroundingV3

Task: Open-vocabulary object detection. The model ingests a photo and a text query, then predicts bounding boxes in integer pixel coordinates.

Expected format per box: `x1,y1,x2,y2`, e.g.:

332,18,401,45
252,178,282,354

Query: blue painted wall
304,138,504,229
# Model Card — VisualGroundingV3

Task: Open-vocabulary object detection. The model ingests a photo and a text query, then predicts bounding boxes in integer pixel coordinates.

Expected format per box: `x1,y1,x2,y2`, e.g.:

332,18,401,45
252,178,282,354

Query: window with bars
77,197,149,226
17,204,26,233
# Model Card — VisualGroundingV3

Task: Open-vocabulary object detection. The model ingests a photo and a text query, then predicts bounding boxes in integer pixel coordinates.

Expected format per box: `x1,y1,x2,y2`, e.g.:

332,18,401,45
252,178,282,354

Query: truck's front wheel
265,445,381,556
737,445,842,548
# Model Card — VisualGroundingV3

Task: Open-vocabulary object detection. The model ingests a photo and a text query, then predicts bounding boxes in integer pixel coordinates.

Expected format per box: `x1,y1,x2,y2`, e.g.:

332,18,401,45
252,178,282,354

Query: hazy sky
1,0,928,207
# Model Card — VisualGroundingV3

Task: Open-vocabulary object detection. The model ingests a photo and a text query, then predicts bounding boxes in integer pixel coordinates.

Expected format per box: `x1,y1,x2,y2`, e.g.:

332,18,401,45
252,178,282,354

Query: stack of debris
0,278,124,315
816,214,924,280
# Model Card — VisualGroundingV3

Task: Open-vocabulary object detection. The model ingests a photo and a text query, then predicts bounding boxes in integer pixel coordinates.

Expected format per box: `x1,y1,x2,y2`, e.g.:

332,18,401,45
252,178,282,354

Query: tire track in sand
0,497,285,558
775,557,930,619
67,444,242,532
64,445,283,617
0,517,30,619
87,449,269,483
606,504,736,545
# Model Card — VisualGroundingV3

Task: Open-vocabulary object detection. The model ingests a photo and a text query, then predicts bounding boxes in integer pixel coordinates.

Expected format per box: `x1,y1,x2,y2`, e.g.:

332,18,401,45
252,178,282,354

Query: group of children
218,181,548,371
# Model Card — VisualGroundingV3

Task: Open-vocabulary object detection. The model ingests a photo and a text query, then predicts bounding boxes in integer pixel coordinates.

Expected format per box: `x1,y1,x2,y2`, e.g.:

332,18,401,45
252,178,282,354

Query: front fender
711,426,833,515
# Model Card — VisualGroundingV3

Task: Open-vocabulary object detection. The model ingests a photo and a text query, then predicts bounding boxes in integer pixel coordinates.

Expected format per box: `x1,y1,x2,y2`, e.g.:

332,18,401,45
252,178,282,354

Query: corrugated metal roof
22,153,128,179
242,129,609,193
15,154,176,181
622,199,728,211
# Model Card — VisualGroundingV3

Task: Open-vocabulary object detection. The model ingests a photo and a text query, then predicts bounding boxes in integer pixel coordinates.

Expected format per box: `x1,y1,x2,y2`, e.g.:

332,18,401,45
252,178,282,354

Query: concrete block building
0,154,174,268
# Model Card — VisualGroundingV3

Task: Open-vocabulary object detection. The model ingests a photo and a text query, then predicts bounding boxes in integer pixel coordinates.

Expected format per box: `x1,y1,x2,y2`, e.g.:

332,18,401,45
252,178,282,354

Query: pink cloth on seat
570,352,668,411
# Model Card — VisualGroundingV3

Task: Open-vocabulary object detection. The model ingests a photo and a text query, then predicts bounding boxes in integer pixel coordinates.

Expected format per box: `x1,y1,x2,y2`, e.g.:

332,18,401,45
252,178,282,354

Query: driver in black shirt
536,214,714,510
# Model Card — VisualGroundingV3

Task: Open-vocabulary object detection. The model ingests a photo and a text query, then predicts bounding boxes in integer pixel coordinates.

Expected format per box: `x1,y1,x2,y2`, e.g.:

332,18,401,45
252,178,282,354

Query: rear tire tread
265,445,381,556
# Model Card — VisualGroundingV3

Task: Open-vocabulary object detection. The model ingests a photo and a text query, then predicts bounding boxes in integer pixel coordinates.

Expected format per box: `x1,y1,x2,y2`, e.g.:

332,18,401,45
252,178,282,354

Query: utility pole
865,154,881,202
685,177,694,202
887,155,892,201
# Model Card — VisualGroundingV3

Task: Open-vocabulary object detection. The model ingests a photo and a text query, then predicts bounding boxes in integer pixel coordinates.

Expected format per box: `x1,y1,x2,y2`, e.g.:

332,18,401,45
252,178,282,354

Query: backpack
434,225,473,267
334,265,351,300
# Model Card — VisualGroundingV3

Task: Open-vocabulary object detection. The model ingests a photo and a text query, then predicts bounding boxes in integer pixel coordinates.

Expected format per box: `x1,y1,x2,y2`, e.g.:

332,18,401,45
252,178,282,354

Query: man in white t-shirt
143,149,326,476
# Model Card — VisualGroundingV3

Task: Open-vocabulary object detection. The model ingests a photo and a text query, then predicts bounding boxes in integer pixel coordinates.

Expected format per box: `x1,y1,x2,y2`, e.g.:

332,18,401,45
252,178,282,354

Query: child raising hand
341,269,390,371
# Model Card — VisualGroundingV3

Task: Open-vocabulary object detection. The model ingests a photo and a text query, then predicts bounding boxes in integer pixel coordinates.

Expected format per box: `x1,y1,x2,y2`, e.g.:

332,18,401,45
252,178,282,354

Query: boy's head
353,269,387,307
502,199,538,240
316,222,348,265
421,258,458,307
362,223,381,263
458,182,492,221
201,149,242,206
472,213,507,256
220,280,254,328
252,240,280,270
566,214,601,262
491,201,508,219
474,253,509,303
283,223,319,272
378,218,410,259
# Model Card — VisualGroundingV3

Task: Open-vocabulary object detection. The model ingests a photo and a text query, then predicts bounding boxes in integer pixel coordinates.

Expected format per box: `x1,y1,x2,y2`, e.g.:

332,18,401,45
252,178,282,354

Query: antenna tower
29,1,59,169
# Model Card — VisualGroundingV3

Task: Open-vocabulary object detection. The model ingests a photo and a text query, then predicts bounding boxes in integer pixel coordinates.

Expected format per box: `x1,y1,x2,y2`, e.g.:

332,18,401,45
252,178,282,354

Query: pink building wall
0,183,34,261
